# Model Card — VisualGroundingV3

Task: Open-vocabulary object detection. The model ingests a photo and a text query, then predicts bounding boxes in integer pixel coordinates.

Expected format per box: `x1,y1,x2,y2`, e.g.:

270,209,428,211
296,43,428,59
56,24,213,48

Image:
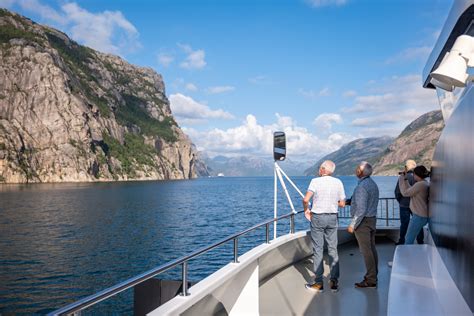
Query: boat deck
259,236,396,316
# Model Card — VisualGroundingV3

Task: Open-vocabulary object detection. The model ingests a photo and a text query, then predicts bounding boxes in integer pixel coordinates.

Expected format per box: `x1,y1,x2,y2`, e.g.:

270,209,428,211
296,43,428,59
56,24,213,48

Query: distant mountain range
203,155,310,177
202,110,444,177
303,136,394,176
303,110,444,176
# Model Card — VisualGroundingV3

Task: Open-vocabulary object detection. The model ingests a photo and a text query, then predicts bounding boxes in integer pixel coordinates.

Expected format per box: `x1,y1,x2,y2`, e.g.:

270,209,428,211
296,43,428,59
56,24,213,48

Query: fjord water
0,176,397,314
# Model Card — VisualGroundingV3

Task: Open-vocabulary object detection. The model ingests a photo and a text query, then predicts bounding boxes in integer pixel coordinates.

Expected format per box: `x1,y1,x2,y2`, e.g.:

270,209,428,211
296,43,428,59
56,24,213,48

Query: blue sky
1,0,451,161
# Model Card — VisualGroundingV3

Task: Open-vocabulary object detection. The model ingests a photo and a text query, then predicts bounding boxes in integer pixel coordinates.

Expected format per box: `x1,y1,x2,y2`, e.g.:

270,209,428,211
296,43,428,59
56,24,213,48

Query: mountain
372,110,444,175
203,155,310,177
303,136,394,176
0,9,209,183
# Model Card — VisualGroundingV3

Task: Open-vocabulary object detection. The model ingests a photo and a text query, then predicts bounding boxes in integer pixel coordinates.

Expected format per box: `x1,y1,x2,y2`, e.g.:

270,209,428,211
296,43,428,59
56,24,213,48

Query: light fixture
430,34,474,89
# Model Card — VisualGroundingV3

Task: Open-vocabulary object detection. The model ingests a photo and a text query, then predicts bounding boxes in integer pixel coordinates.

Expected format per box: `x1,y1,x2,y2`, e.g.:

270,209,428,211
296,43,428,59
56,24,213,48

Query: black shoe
305,282,324,292
395,241,404,245
329,279,338,292
355,280,377,288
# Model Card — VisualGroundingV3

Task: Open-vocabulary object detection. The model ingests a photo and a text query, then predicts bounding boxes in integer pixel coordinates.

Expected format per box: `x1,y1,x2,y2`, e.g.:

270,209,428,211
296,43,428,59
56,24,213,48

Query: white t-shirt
307,176,346,214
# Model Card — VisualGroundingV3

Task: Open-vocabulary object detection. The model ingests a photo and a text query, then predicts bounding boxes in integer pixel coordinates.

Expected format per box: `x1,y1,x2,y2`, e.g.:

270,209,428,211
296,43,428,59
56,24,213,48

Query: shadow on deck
259,236,396,316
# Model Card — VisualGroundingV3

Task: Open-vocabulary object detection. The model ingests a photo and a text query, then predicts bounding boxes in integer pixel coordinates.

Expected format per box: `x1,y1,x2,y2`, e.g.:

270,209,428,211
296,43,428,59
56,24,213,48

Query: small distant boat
217,173,224,177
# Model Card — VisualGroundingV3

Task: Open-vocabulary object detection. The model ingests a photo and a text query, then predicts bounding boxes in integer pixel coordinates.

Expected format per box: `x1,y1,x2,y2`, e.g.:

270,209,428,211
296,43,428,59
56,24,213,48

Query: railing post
385,199,389,226
290,213,295,234
181,261,189,296
233,238,239,263
266,223,270,244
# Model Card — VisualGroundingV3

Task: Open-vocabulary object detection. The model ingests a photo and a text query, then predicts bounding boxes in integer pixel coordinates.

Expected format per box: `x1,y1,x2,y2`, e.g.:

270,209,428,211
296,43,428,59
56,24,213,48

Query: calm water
0,176,398,314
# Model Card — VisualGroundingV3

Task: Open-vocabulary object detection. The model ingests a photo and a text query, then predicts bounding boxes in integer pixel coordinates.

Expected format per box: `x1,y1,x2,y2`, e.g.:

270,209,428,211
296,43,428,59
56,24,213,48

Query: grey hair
359,161,373,177
320,160,336,175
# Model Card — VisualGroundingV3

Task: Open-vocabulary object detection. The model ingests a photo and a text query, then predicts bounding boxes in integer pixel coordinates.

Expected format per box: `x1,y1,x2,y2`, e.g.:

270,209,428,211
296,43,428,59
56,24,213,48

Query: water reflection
0,176,397,314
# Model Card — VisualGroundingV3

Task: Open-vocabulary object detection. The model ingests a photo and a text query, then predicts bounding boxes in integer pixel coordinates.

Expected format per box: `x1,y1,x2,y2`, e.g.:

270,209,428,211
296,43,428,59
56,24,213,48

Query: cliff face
303,136,394,176
0,9,209,183
372,110,444,175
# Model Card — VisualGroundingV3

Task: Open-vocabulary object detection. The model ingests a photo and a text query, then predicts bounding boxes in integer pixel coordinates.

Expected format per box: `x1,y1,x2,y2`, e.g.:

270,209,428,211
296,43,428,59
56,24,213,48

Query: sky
1,0,452,162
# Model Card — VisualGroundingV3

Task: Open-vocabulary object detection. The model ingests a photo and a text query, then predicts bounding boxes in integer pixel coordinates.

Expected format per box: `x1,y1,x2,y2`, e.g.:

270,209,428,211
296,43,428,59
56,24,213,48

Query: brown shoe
355,280,377,288
305,282,324,292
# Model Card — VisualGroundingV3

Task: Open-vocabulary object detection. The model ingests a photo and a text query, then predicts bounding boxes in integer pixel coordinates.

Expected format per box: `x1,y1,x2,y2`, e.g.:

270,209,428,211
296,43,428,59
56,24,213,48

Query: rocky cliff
0,9,209,183
372,110,444,175
303,136,394,176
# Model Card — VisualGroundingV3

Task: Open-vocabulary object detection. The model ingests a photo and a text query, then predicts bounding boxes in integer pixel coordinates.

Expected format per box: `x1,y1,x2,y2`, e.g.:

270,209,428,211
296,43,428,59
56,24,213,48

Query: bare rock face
373,110,444,175
0,9,209,183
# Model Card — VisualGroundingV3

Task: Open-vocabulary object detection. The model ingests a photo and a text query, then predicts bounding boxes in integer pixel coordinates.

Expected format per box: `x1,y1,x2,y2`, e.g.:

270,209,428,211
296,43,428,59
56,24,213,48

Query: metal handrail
50,210,302,315
51,197,400,315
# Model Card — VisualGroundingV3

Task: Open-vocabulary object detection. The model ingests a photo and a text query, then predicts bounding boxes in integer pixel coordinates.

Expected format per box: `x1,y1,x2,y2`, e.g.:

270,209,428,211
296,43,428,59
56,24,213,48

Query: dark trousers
354,217,378,284
399,206,424,244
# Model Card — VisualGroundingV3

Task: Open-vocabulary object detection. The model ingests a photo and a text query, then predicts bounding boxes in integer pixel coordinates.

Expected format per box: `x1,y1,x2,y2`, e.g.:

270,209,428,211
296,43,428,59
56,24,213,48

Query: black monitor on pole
273,132,286,161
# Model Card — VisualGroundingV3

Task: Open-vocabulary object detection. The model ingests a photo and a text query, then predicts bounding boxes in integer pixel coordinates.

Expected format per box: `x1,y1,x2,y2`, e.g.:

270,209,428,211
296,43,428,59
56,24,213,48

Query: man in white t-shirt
303,160,346,293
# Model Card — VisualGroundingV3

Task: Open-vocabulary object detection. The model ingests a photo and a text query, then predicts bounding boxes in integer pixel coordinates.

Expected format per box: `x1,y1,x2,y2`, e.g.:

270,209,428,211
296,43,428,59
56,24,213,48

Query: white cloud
298,87,331,100
7,0,140,55
185,83,198,91
318,87,331,96
157,53,174,67
343,90,357,98
62,3,140,55
344,74,438,136
385,46,432,64
178,43,207,70
345,75,437,114
313,113,343,130
0,0,15,8
206,85,235,94
169,93,234,125
351,109,420,127
17,0,66,24
183,113,355,159
248,75,271,85
306,0,348,8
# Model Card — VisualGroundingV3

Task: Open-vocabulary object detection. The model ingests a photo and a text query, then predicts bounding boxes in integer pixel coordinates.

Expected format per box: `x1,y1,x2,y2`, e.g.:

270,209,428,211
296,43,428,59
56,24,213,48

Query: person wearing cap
394,160,424,245
398,165,430,245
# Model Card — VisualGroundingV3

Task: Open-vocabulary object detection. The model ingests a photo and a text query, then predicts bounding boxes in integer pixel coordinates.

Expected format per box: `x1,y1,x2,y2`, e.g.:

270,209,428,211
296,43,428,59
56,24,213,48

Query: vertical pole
385,199,389,226
233,238,239,263
274,163,277,240
290,213,295,234
181,261,189,296
266,223,270,244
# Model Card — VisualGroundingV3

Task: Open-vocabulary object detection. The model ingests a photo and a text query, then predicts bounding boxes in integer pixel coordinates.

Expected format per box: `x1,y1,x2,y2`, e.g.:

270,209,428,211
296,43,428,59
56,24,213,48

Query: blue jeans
310,213,339,283
399,207,424,244
405,214,429,245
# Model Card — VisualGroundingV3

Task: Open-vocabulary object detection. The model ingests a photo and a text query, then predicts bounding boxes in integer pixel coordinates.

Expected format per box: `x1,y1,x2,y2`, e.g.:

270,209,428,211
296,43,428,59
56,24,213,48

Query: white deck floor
259,237,396,316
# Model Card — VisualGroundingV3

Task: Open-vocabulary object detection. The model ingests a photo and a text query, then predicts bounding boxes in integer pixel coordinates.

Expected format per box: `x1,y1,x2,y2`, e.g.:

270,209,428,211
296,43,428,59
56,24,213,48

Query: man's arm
338,181,346,207
398,175,420,197
348,186,368,232
303,191,313,221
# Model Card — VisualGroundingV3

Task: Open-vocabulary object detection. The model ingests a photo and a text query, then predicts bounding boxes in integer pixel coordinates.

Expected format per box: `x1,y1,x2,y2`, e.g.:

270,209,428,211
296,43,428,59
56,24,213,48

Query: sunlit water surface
0,176,398,314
